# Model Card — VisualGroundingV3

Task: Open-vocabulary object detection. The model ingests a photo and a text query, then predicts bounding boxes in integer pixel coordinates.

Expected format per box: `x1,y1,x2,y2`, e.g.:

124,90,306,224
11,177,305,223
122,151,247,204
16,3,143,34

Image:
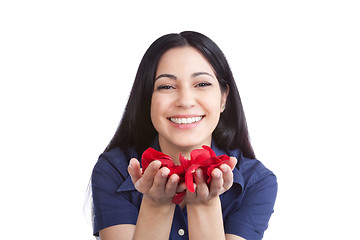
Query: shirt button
178,228,185,236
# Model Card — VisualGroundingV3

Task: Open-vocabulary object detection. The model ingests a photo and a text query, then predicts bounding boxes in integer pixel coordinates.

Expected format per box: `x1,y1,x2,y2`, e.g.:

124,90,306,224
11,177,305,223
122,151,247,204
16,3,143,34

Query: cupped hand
180,156,237,205
128,158,180,205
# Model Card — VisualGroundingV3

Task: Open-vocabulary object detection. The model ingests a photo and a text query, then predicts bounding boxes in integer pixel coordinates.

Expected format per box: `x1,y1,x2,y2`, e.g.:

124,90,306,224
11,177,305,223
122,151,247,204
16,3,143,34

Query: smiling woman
90,31,277,240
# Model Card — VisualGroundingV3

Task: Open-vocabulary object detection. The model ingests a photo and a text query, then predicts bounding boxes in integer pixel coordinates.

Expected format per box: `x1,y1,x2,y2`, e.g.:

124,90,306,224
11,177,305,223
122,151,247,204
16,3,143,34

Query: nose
176,87,196,109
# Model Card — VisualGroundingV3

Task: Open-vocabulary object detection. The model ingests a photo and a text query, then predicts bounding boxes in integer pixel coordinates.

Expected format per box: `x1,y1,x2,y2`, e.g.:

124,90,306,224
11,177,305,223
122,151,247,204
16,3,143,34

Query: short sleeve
91,153,140,236
224,172,278,240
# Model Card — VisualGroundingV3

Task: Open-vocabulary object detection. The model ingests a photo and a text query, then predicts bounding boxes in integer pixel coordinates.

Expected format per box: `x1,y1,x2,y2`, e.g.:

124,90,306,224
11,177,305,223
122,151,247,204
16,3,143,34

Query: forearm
133,196,176,240
187,196,225,240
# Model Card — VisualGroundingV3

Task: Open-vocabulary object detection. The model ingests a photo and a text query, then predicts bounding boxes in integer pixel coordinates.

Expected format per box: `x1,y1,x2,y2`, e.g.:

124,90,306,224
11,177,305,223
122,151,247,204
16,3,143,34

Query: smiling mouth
169,116,204,124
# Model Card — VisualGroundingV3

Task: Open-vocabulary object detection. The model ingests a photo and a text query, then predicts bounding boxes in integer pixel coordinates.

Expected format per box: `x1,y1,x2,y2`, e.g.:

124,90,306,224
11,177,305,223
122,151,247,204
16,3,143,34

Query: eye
157,84,175,90
196,82,212,87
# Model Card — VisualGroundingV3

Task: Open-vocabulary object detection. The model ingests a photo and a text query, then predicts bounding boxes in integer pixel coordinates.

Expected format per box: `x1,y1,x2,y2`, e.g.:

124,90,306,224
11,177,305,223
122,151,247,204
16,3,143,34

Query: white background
1,1,359,239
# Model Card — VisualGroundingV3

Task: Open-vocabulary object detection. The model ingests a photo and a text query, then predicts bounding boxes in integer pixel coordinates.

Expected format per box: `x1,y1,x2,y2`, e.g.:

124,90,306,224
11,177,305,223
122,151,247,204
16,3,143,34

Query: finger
186,183,197,198
176,182,187,194
151,167,170,193
209,168,223,197
220,164,233,190
128,158,142,183
194,168,208,198
164,174,180,198
137,160,162,191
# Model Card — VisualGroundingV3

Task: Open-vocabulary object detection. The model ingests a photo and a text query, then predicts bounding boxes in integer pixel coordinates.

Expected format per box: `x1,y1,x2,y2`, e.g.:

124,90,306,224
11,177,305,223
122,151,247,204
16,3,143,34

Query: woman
91,31,277,240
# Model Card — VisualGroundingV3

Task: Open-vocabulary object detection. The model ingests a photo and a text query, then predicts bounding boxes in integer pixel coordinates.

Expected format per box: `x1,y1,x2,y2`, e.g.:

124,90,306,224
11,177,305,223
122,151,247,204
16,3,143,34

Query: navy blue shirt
91,140,277,240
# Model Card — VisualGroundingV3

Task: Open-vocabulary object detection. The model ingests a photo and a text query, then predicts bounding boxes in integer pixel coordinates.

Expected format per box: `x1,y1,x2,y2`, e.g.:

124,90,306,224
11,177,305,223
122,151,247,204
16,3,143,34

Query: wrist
186,195,221,209
142,195,175,210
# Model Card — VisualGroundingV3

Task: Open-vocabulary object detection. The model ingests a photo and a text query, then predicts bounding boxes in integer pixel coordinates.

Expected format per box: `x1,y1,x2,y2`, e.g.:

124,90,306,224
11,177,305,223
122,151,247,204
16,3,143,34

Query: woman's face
151,46,227,152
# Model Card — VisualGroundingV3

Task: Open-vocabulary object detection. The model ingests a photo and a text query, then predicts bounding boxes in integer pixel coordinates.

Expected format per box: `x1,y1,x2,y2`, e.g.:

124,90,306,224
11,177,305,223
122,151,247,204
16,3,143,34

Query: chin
173,138,209,150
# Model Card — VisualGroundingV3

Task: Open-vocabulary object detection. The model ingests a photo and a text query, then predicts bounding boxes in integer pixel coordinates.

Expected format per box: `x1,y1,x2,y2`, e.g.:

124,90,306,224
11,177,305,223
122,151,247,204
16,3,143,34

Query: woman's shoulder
226,147,276,188
102,146,140,163
239,156,276,187
93,146,139,180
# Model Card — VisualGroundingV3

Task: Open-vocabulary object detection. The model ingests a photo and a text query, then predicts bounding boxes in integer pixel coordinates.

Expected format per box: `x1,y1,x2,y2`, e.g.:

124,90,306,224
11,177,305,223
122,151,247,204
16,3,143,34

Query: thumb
128,158,142,183
228,157,237,170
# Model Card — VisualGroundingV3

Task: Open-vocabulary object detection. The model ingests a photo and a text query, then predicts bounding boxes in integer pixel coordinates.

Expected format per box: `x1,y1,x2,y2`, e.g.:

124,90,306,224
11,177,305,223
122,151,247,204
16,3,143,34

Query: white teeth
170,116,203,124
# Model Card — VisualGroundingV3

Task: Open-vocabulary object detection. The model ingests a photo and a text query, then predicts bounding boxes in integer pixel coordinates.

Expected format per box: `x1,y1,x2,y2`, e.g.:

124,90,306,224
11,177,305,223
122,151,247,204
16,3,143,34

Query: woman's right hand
128,158,180,205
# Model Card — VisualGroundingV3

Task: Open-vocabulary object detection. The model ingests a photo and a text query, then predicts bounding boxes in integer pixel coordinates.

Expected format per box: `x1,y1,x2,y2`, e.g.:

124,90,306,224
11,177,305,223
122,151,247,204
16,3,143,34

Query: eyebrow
155,74,177,81
192,72,214,79
154,72,214,81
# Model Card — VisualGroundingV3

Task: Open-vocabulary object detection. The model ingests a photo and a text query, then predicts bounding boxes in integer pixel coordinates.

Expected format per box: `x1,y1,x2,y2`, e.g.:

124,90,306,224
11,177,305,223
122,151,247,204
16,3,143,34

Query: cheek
203,92,223,111
150,97,159,125
150,95,170,123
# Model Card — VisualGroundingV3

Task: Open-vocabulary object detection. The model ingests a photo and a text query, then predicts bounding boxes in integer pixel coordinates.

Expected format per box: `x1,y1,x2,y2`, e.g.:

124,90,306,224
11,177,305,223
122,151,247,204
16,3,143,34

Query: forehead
156,46,215,75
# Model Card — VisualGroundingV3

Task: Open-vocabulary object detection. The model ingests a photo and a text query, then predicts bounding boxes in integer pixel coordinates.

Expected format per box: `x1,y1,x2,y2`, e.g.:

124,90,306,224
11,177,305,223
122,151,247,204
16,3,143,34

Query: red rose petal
202,145,217,158
179,154,188,166
206,158,231,184
141,148,174,174
172,191,185,204
190,148,211,163
185,164,200,193
169,165,185,176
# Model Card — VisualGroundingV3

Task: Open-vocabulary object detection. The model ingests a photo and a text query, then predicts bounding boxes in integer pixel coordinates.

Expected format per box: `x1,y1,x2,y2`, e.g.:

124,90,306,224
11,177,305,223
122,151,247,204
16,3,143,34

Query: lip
169,114,204,118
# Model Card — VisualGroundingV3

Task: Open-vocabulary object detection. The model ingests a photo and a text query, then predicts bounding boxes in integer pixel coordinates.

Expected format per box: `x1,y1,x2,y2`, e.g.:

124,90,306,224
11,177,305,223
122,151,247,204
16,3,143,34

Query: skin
99,47,245,240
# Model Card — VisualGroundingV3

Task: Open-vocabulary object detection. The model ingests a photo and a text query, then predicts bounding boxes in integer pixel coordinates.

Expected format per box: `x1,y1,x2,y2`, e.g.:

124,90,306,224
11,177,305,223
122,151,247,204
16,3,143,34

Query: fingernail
161,168,170,177
170,174,179,183
153,160,161,168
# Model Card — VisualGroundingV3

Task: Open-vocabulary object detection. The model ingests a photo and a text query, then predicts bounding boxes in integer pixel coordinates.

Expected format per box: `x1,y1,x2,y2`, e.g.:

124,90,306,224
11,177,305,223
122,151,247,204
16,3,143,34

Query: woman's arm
187,196,225,240
99,225,135,240
187,197,246,240
99,198,175,240
99,158,179,240
132,195,175,240
185,157,246,240
131,158,180,239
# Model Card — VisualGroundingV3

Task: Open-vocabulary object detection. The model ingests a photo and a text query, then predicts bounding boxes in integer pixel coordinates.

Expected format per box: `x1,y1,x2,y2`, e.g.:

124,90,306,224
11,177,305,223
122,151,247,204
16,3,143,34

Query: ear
220,85,229,113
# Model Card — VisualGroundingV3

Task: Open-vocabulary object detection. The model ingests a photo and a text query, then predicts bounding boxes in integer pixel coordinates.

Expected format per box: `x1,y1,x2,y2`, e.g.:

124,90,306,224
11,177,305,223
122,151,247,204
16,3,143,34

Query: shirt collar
117,137,160,192
118,138,245,192
211,142,245,190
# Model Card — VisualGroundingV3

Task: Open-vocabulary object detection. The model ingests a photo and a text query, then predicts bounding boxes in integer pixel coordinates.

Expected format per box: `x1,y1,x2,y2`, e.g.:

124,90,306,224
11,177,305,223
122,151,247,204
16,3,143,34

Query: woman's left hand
180,156,237,204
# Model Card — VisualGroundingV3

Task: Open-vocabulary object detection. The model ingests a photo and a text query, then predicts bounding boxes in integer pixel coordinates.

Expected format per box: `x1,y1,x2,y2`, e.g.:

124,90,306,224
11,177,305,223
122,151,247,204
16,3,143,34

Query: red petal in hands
179,154,191,169
172,191,185,204
185,164,200,193
190,149,211,165
202,145,217,158
190,145,218,166
141,148,174,173
169,165,186,184
206,157,231,184
141,148,186,204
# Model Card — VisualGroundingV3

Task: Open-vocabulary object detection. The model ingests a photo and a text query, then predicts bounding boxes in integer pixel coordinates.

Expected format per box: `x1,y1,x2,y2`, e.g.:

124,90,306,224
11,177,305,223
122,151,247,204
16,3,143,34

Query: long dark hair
105,31,255,159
